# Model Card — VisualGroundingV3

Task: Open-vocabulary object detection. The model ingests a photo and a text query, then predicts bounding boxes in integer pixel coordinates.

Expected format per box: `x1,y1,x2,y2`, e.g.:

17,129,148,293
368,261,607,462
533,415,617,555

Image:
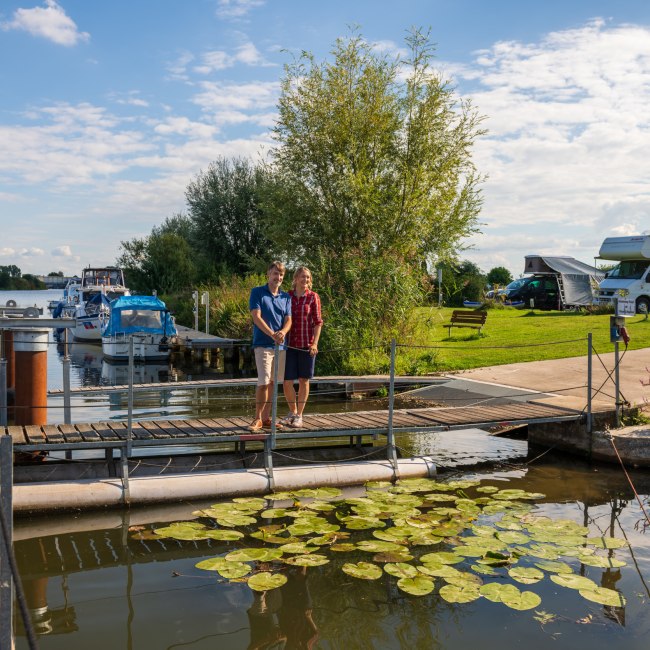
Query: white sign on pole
616,298,636,317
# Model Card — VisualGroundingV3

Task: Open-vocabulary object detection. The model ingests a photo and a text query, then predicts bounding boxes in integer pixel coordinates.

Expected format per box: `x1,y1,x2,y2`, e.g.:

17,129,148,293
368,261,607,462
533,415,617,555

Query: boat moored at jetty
101,294,177,362
71,267,130,342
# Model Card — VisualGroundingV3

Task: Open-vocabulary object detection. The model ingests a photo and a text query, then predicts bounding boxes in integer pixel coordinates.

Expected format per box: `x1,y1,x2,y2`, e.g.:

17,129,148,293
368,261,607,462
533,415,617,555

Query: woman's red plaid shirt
288,289,323,348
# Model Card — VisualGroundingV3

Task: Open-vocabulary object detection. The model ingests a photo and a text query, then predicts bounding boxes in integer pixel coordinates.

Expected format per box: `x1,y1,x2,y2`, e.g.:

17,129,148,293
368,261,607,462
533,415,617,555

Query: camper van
596,235,650,312
503,256,603,310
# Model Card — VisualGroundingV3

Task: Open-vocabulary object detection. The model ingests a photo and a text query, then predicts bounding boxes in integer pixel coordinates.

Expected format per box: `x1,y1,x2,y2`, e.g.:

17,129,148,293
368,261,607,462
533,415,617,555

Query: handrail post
614,340,621,428
0,331,5,427
63,327,72,425
587,332,593,435
271,344,280,448
387,339,398,474
127,335,134,456
0,435,13,650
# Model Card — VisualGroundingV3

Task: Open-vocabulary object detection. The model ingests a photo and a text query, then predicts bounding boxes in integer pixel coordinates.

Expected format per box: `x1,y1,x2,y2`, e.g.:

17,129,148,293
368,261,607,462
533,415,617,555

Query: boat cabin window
119,309,163,330
606,261,649,280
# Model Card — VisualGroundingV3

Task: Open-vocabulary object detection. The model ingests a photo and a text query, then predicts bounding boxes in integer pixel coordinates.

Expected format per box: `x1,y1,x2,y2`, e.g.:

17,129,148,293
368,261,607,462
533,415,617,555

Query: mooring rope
607,433,650,529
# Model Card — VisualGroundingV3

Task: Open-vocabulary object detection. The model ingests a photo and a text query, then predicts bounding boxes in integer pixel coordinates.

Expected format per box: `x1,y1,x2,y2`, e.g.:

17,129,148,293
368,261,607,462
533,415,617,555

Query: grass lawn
347,306,650,375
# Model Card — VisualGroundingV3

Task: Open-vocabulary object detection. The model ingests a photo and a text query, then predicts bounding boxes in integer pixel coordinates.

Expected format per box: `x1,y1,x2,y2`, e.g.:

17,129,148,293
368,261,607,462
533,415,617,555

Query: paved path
455,346,650,411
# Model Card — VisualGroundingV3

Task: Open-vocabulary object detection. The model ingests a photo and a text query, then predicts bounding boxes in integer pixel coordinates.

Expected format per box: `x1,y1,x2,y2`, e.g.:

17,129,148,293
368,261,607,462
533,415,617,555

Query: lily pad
330,543,357,552
226,548,283,562
420,552,463,565
550,574,598,591
443,571,483,587
217,562,251,579
248,572,288,592
397,576,435,596
417,564,461,579
578,587,626,607
342,562,383,580
508,567,544,584
261,508,290,519
195,557,230,571
587,536,627,550
496,531,530,545
203,529,245,541
502,589,541,611
216,514,258,527
356,540,405,553
409,532,445,546
279,542,318,555
534,560,573,574
373,551,414,563
153,522,208,541
284,554,330,567
471,564,497,576
577,554,626,568
439,583,480,603
384,562,419,578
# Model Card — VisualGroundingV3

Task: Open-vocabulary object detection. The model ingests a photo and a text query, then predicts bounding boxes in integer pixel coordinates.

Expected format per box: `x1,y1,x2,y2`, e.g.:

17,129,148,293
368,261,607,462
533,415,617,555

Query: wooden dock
5,401,585,453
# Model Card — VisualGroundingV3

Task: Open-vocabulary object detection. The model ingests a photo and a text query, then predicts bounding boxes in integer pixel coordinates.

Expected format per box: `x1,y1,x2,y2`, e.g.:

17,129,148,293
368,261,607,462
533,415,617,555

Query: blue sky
2,0,650,278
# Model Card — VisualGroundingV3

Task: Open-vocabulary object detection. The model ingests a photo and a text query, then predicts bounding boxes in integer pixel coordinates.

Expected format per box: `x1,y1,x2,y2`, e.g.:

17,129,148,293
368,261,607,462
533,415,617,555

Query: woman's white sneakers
279,413,303,428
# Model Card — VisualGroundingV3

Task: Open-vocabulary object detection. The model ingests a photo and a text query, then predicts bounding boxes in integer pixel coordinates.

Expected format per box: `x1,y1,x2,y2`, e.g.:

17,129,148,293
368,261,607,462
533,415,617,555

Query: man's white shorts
254,347,286,386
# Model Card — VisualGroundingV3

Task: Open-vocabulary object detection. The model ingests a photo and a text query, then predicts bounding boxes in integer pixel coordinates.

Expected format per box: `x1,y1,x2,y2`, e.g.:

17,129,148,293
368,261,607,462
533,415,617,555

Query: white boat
101,295,177,362
71,267,130,342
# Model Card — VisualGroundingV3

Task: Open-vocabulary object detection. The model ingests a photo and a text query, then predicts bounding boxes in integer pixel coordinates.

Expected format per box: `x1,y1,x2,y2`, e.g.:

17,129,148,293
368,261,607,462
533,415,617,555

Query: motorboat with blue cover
101,295,177,362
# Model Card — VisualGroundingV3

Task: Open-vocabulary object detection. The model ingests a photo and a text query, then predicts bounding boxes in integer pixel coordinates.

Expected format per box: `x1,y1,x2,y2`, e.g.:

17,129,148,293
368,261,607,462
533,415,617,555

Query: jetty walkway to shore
5,400,585,455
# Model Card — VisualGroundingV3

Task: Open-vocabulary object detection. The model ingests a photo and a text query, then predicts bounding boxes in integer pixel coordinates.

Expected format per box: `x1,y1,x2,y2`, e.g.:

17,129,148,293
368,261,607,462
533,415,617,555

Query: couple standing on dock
248,261,323,432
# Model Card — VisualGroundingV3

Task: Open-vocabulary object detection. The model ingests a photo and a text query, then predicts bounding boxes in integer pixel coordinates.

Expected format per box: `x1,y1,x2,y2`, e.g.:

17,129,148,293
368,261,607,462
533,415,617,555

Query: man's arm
251,309,275,337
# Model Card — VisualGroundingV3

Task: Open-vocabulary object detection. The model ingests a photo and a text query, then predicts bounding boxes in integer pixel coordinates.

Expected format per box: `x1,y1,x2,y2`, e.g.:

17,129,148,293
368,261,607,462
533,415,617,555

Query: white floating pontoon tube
13,457,436,514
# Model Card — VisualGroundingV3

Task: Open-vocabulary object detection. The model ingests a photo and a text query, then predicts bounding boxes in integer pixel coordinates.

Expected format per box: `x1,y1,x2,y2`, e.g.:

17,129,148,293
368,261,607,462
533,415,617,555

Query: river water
4,290,650,649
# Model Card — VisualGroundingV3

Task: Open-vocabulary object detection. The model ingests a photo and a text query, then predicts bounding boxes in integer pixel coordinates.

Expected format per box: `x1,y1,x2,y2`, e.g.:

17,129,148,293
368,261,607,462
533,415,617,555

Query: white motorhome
596,235,650,312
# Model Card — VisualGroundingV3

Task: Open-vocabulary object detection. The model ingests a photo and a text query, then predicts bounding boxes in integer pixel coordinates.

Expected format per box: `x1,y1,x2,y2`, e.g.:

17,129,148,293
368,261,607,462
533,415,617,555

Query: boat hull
72,315,102,342
102,334,171,362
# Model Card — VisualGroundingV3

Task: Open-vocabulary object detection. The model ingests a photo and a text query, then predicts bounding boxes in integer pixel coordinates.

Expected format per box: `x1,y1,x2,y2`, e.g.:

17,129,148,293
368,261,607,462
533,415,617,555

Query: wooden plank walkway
5,401,584,452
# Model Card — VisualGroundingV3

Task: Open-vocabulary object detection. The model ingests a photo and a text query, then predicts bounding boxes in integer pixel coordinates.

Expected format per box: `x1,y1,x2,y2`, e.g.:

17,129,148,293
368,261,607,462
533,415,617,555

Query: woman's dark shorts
284,347,316,380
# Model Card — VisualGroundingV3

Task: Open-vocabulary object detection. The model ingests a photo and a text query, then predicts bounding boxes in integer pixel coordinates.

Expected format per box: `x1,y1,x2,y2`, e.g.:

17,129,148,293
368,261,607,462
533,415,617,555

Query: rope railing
0,328,636,485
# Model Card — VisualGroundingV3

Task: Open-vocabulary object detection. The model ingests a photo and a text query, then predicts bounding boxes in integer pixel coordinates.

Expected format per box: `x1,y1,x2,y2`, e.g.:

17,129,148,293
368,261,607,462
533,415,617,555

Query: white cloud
19,247,44,256
194,42,276,74
216,0,265,20
0,248,17,257
1,0,89,46
450,20,650,273
192,80,280,111
52,245,72,257
153,117,219,139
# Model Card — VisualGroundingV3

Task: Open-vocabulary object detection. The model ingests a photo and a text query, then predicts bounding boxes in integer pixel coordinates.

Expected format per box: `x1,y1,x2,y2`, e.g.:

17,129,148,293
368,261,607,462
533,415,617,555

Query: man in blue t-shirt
248,261,292,432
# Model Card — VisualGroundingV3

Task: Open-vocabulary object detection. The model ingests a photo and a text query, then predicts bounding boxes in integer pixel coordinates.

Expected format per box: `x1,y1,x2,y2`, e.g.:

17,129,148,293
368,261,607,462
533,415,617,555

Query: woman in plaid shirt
281,267,323,428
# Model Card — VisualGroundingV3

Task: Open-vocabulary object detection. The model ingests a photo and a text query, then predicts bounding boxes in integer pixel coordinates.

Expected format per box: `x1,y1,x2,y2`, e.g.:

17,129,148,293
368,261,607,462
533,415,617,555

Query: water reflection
247,566,318,650
12,460,650,650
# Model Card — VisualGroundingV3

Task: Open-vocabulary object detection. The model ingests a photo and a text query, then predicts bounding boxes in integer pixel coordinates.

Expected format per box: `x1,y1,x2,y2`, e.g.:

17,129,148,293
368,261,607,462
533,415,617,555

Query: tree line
117,29,500,370
0,265,45,290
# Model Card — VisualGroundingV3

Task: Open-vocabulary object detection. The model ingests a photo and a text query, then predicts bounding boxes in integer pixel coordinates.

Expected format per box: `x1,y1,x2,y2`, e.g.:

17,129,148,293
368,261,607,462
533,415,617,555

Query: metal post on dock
0,434,13,650
201,291,209,335
586,333,593,435
387,339,399,475
0,340,6,427
127,335,134,455
271,344,280,448
614,340,621,428
63,328,72,425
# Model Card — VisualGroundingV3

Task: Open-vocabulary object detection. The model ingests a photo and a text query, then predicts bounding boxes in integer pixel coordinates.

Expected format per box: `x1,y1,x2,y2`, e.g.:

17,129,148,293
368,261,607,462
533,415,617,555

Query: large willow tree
268,28,486,366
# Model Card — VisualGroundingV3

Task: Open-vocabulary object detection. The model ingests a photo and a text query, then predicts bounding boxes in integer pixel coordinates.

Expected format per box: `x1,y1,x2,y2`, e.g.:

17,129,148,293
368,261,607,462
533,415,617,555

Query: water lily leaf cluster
151,478,628,612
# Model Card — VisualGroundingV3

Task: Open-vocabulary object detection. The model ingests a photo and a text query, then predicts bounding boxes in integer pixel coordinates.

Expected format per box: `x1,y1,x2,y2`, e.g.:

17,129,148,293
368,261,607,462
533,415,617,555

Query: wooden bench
444,310,487,337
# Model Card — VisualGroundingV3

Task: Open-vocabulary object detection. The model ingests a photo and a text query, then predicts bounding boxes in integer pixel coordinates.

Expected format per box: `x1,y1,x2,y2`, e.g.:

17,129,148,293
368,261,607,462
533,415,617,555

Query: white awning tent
523,256,605,307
